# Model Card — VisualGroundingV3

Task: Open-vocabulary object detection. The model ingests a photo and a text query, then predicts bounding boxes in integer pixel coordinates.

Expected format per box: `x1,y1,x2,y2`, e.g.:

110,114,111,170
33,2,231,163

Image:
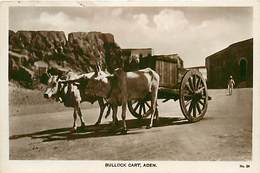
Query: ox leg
77,106,86,129
154,101,159,121
121,103,127,134
146,108,155,129
95,99,105,126
155,107,159,120
71,108,78,132
147,92,158,129
105,105,111,119
111,105,119,126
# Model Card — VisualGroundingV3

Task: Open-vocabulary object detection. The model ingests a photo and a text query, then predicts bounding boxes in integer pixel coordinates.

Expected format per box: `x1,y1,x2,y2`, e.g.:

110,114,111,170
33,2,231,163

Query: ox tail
148,70,153,93
148,69,159,93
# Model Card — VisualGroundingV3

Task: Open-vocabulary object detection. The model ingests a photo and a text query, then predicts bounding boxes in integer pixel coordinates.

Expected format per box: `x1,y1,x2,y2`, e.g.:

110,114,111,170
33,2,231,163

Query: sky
9,7,253,67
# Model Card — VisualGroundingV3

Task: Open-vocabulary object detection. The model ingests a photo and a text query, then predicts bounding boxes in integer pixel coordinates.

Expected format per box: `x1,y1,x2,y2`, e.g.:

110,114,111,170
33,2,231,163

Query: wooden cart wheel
179,70,208,122
128,100,151,119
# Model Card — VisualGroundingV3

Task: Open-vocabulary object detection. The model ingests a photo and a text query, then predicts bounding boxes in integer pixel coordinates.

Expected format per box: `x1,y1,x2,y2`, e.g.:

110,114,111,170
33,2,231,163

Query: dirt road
9,89,252,160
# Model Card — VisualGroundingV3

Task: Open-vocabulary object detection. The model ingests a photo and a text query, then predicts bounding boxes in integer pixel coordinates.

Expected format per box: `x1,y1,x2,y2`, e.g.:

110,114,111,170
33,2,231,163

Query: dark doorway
240,59,247,81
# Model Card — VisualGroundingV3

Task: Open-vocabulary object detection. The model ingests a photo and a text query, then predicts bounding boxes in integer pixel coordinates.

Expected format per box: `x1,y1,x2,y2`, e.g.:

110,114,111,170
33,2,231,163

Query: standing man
227,75,235,95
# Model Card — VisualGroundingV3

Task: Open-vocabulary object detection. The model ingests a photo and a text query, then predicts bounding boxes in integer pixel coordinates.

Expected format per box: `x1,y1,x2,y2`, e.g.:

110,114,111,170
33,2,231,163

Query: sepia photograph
1,1,260,173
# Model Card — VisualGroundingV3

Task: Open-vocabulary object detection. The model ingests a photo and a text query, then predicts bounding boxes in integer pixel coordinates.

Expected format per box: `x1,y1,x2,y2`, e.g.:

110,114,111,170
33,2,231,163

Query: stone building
206,38,253,89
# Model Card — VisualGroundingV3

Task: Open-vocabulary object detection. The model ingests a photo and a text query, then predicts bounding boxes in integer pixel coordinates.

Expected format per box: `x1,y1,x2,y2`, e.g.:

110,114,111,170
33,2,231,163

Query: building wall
206,38,253,89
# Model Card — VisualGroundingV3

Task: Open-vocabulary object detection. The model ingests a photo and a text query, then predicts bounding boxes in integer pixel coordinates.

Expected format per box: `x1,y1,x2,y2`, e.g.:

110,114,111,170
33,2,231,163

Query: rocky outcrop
9,30,123,88
67,31,121,72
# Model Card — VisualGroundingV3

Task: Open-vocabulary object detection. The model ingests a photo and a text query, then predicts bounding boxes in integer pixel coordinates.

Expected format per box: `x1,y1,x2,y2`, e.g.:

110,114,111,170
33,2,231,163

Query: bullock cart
127,55,208,123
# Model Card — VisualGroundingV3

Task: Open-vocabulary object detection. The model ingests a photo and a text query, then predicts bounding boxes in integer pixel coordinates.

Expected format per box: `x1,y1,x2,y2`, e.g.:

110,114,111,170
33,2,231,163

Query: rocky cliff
9,30,123,88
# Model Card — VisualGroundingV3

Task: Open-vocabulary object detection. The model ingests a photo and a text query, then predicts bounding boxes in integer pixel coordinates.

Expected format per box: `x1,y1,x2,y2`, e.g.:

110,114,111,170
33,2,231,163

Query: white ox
86,68,160,134
43,71,109,132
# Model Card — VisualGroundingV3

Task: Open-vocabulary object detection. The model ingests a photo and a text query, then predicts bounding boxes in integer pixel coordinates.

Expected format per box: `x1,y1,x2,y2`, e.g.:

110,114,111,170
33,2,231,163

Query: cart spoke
188,78,194,91
143,103,146,114
185,84,193,94
196,77,201,90
199,86,205,91
185,100,192,108
139,104,143,115
192,75,197,90
132,100,138,104
184,94,192,100
142,103,146,114
145,102,151,109
198,99,205,109
138,103,142,115
202,96,207,99
183,89,191,95
134,102,140,112
193,102,197,117
196,86,205,94
188,102,193,115
196,102,202,114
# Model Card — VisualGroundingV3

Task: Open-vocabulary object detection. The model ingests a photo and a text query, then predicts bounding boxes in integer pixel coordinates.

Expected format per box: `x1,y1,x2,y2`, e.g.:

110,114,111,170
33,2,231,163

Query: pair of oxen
44,68,160,134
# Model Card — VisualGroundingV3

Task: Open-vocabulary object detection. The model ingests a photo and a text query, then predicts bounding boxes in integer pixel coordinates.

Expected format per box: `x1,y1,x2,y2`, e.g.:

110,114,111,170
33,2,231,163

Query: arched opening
240,59,247,81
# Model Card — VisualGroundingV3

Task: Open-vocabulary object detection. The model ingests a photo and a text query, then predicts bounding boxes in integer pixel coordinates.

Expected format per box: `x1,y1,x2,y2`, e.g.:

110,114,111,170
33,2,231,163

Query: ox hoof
146,125,152,129
111,122,119,128
120,129,128,135
94,122,100,126
154,120,159,126
70,128,77,133
111,120,119,127
80,123,86,128
78,125,86,131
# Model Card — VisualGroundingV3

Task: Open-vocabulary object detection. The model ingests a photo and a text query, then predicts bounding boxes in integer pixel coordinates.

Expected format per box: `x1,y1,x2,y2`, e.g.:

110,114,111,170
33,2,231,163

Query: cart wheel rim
179,70,208,122
128,100,151,119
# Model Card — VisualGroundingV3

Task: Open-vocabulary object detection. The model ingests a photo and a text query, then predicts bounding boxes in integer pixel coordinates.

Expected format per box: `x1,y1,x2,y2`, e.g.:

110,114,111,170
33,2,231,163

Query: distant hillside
9,30,123,88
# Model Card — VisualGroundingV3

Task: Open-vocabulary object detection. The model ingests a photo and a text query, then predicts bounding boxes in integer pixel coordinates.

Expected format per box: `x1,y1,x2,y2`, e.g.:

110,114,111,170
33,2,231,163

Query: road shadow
9,116,189,142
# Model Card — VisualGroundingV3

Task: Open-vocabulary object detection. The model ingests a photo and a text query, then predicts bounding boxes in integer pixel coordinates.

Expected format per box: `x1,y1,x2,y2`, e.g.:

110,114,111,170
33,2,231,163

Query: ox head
43,74,62,100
